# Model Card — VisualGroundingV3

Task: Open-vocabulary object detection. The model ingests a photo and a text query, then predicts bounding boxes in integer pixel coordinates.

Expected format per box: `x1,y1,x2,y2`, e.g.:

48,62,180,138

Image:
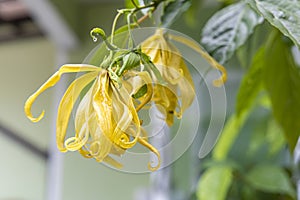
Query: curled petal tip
26,110,45,123
213,74,227,87
213,80,224,87
148,155,161,172
64,137,83,152
57,146,67,153
148,147,161,171
213,64,227,87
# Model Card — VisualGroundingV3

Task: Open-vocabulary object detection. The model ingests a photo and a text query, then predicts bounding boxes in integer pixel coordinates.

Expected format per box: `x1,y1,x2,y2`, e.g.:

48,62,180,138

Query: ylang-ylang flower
141,28,227,126
142,29,195,126
24,64,160,170
24,27,226,171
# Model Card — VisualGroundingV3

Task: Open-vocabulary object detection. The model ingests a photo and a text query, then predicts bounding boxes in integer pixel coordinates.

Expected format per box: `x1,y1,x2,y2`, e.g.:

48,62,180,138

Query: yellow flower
141,29,195,126
168,33,227,87
24,64,160,170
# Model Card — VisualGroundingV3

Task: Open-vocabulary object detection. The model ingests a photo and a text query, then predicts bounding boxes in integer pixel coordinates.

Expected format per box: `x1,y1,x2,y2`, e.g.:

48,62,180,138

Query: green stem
127,12,135,49
90,28,118,51
110,11,123,45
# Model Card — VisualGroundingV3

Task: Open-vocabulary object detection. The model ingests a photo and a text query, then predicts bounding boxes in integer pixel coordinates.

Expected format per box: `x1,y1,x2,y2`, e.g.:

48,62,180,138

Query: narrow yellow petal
177,59,195,113
24,64,100,122
90,134,113,162
153,85,178,126
169,34,227,87
138,137,161,171
78,148,92,158
64,122,89,151
56,71,98,152
92,72,113,142
74,81,96,137
110,82,141,149
74,83,96,158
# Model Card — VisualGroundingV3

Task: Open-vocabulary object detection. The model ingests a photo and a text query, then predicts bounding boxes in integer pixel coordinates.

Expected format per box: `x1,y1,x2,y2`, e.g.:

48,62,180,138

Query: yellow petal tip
148,152,161,171
26,110,45,123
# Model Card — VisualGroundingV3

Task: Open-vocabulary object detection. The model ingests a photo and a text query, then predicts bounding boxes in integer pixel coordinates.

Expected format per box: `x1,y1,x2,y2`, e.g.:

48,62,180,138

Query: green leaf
132,84,148,99
246,164,296,197
246,0,300,47
266,119,286,155
201,2,263,64
236,47,264,117
197,166,233,200
125,0,140,8
263,32,300,150
161,0,192,28
212,113,248,161
117,52,140,76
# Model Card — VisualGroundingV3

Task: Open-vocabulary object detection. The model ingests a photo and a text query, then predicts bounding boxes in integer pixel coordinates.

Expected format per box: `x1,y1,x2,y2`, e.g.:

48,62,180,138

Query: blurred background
0,0,298,200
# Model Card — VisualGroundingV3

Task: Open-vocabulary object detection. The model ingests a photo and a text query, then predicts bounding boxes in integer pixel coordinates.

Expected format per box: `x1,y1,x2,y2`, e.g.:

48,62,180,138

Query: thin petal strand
169,34,227,86
138,137,161,171
56,71,99,152
24,64,100,122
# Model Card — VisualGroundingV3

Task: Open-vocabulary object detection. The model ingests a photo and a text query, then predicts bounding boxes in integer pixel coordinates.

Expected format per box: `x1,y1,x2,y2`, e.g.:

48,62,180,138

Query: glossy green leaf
246,0,300,47
236,47,264,117
197,166,233,200
161,0,192,28
201,2,263,64
246,164,296,197
263,32,300,150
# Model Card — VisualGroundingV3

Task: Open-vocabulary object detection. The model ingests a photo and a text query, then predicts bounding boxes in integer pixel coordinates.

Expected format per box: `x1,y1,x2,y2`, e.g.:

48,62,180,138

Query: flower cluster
24,28,226,171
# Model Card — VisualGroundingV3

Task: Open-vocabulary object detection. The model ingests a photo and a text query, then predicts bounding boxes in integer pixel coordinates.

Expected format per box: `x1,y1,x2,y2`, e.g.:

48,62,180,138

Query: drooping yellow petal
88,111,113,161
169,34,227,87
123,71,154,112
64,122,90,151
138,137,161,171
141,29,195,126
69,81,97,152
24,64,100,122
71,81,97,158
153,84,179,126
56,71,99,152
176,59,195,113
92,71,113,143
75,83,94,133
89,134,113,162
110,81,141,149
